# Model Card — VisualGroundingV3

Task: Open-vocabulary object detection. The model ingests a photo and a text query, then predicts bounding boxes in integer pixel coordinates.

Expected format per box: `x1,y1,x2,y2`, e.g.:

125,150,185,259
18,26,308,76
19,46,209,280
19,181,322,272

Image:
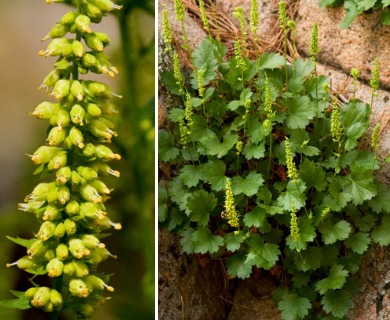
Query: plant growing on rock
159,1,390,319
319,0,390,28
1,0,122,318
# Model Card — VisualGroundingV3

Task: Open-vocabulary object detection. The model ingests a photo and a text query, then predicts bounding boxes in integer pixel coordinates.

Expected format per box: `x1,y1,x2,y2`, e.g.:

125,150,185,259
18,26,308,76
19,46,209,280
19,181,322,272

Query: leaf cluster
159,12,390,320
319,0,390,28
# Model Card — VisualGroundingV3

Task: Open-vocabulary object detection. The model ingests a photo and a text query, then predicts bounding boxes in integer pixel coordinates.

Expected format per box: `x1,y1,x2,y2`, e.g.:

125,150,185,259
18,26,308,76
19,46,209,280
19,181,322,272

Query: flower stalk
7,0,122,318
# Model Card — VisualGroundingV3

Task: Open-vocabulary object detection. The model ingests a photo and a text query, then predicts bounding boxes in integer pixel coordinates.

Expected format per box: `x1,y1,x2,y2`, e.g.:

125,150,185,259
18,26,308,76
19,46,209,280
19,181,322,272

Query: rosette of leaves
319,0,390,28
2,0,122,318
159,35,390,320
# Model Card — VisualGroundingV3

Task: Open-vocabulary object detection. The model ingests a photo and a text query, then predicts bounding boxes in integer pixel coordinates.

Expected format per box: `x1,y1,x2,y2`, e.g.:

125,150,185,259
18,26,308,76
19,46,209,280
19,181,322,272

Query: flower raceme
6,0,122,318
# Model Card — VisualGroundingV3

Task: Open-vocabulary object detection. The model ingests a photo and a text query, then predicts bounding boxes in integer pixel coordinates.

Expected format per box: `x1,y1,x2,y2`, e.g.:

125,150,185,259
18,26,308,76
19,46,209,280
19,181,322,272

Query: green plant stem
117,4,154,303
266,133,273,180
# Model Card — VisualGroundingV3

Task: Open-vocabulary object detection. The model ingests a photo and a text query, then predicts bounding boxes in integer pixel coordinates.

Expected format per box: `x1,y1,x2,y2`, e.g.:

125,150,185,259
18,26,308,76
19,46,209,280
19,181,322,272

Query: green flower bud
71,40,86,58
52,79,70,100
51,108,70,129
56,185,70,204
47,127,67,146
85,3,103,23
31,101,59,120
25,287,38,300
65,200,80,216
82,234,105,249
59,11,77,25
25,183,50,201
80,202,106,220
71,80,84,102
46,258,64,277
85,33,104,52
93,216,122,230
32,287,51,308
49,289,63,308
6,256,34,270
44,248,56,261
70,104,85,126
80,183,102,203
84,274,114,292
82,53,98,69
92,162,120,177
69,238,91,259
55,243,69,260
90,0,122,13
18,199,45,213
54,222,66,238
71,170,85,185
54,58,71,70
46,182,59,203
95,144,121,160
38,221,56,241
89,119,117,140
69,126,85,149
86,103,102,117
85,81,113,98
39,38,70,57
42,23,68,41
82,143,96,159
40,69,60,90
42,301,54,313
29,146,59,165
47,150,67,170
90,179,110,195
69,279,90,298
72,260,90,277
64,218,77,235
78,166,98,180
76,304,94,318
28,239,49,257
56,166,72,184
75,14,92,33
43,204,62,221
63,261,75,275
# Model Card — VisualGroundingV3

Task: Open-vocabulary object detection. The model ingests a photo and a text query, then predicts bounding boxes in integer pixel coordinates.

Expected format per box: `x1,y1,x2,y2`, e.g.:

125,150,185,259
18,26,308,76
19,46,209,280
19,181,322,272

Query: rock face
158,229,231,320
158,0,390,319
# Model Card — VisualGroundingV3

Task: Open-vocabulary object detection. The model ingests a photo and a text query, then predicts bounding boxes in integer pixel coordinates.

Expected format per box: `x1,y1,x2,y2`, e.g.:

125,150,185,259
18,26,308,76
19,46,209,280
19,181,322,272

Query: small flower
198,0,210,33
233,7,247,38
320,207,331,220
69,279,90,298
285,138,299,182
309,23,319,61
278,1,288,32
330,98,343,144
250,0,259,34
174,0,185,22
370,57,380,94
234,38,246,70
162,5,173,52
197,68,205,101
371,123,380,152
173,52,184,93
290,203,300,250
236,141,243,155
224,178,240,229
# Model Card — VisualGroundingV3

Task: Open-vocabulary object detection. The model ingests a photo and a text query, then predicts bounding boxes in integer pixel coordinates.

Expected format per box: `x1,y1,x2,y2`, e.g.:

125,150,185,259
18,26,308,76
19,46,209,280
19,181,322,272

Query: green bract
159,3,390,319
4,0,122,318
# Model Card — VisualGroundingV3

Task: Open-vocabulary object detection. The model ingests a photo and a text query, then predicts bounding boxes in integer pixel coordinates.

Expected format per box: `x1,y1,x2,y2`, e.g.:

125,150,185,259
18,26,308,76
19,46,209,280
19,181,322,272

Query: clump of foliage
319,0,390,28
159,1,390,319
1,0,123,318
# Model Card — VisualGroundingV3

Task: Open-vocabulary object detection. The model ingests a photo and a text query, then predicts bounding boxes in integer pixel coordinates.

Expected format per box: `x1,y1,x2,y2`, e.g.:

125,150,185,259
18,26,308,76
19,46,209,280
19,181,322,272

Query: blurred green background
0,1,154,319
